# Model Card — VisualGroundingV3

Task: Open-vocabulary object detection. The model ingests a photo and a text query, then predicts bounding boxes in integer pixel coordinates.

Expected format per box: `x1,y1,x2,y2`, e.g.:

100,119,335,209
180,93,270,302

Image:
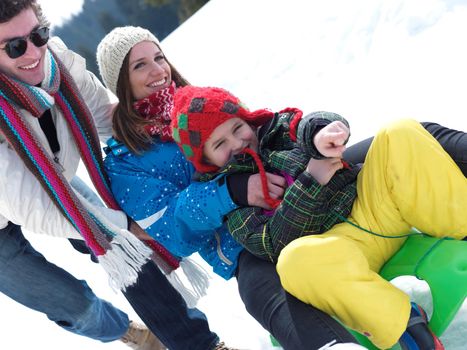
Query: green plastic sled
350,235,467,349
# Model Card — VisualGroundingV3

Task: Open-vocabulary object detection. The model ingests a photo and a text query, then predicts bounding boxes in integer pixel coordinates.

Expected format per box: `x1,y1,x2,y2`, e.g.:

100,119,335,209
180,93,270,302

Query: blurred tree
98,11,124,34
144,0,209,22
76,45,98,74
53,0,184,76
145,0,170,3
52,0,208,76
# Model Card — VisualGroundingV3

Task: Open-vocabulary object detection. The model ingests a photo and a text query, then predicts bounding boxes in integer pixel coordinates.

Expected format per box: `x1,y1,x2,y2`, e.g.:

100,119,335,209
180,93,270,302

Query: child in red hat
171,85,466,350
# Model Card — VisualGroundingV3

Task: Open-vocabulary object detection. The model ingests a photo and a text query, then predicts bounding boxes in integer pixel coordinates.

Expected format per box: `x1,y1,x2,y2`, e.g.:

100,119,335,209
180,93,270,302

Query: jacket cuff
215,176,240,214
295,171,319,187
295,171,334,200
226,173,250,206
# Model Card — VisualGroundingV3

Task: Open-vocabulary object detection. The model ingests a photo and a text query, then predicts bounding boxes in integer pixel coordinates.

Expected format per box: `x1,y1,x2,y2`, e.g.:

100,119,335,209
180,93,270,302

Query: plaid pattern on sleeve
195,110,359,262
296,111,350,159
227,171,357,262
225,110,359,262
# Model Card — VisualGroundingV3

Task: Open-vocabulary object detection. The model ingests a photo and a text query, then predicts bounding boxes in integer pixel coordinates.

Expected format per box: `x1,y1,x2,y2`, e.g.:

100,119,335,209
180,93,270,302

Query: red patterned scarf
133,81,176,141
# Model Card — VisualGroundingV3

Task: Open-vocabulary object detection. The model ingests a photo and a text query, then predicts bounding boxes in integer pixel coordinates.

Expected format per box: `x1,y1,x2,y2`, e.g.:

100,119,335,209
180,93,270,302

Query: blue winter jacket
104,137,244,279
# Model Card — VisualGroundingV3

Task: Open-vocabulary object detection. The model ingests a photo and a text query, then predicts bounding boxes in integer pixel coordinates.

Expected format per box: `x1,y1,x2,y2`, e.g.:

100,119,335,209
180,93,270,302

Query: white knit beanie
97,26,160,95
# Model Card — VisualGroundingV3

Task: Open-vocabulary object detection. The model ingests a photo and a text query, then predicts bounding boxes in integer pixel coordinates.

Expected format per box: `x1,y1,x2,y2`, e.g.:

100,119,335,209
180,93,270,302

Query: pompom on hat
97,26,160,95
171,86,276,173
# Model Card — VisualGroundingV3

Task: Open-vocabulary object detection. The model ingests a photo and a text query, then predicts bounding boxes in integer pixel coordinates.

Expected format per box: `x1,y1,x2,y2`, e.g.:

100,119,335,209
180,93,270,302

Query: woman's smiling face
128,41,172,100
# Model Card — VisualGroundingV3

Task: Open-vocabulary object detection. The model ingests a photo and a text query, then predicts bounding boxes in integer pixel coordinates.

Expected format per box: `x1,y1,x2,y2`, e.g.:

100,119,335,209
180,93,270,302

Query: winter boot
120,321,167,350
399,303,445,350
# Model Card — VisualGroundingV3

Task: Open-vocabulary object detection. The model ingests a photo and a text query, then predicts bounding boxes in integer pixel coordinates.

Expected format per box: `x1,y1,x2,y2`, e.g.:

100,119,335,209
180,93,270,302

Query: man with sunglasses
0,1,158,349
0,1,232,350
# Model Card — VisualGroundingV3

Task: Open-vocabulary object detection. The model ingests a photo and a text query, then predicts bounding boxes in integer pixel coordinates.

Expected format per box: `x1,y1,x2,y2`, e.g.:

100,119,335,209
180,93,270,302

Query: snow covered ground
2,0,465,349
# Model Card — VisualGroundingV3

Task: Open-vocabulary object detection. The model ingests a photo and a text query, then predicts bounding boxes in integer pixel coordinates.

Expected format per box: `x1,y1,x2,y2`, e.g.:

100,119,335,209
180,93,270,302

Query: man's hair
0,0,49,26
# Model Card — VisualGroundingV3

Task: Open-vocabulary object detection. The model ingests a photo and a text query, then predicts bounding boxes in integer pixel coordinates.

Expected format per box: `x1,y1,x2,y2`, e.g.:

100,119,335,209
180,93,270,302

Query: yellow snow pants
277,119,467,349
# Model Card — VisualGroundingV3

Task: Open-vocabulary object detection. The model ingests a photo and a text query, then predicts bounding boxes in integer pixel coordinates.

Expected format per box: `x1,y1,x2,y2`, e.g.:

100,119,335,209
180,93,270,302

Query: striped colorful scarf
0,48,179,290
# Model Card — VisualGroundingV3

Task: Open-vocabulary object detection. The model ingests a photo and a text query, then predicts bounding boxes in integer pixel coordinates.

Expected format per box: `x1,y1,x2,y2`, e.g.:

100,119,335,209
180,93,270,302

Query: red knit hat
171,86,275,173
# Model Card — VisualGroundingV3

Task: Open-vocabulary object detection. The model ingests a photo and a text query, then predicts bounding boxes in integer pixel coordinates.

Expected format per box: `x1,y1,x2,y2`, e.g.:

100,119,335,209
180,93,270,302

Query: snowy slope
1,0,465,349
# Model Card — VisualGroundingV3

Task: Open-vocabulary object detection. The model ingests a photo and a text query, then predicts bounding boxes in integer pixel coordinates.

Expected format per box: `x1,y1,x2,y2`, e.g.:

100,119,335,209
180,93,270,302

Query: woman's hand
128,219,153,241
314,121,349,157
306,157,343,185
247,172,286,209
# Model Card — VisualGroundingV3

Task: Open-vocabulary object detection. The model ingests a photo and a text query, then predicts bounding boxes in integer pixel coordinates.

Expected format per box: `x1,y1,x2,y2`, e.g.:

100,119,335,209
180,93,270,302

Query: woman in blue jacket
96,26,466,350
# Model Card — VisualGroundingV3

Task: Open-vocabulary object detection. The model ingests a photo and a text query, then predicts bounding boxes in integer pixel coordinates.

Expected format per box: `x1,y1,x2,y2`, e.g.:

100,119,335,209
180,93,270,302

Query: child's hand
248,172,286,209
314,121,349,157
306,157,343,185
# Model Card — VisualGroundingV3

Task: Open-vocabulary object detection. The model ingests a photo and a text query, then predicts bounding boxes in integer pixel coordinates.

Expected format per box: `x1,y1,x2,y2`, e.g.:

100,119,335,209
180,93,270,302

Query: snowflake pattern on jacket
104,139,243,279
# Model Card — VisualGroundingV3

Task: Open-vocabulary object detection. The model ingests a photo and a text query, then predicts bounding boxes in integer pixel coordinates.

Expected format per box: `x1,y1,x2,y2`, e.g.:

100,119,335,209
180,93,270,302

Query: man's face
0,8,47,85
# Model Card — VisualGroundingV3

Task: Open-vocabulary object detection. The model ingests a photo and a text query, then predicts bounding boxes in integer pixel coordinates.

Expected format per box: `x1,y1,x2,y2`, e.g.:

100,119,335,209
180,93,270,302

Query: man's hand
128,219,153,241
314,121,349,157
247,172,286,209
306,157,343,185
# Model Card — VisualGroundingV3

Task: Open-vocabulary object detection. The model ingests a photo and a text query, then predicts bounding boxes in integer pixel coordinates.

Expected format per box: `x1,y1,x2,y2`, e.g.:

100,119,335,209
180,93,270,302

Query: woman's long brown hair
112,45,189,154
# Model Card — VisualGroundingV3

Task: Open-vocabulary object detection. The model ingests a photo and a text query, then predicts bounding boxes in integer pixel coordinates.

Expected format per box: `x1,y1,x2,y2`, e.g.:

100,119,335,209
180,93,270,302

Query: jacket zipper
214,231,233,265
53,155,65,173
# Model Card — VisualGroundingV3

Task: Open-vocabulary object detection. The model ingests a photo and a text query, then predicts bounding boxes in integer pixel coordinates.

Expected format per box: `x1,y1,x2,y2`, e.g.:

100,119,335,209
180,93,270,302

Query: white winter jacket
0,37,127,238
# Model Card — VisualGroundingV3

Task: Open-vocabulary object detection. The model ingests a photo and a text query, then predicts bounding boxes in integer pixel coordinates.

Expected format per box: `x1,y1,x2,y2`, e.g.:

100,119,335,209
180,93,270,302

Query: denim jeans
70,176,220,350
0,222,129,342
123,260,219,350
236,250,357,350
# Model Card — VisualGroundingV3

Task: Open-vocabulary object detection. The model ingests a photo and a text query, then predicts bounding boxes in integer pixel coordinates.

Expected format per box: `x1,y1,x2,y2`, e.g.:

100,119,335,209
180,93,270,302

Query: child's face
203,117,259,168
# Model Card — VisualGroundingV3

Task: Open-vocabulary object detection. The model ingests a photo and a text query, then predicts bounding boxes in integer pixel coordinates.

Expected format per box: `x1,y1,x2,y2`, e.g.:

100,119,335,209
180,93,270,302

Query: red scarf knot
133,82,176,142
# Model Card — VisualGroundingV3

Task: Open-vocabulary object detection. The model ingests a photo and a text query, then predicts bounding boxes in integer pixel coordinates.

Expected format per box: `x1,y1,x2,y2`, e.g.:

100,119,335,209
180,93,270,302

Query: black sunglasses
0,26,50,59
